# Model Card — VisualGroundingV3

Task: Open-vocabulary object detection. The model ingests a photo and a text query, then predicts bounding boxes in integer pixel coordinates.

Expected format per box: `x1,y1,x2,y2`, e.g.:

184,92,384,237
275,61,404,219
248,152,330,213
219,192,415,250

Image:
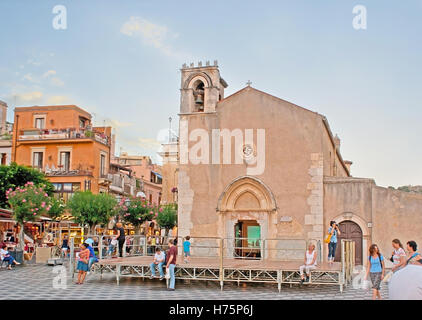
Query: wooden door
334,221,363,265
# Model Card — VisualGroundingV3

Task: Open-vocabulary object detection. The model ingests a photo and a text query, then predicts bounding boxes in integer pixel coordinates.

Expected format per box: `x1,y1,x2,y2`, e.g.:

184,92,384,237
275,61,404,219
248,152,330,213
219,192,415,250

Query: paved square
0,263,388,300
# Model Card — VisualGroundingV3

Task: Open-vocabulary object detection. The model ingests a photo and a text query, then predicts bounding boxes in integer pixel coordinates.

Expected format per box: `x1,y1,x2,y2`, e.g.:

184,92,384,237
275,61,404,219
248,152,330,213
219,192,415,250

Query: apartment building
113,153,162,205
12,105,111,200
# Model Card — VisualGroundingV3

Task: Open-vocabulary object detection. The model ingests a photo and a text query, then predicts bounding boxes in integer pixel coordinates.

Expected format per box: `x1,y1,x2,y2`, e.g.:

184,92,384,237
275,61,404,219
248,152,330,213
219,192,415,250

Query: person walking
406,241,422,266
364,244,385,300
327,221,340,264
76,243,90,284
115,223,126,258
166,239,177,291
149,247,165,280
299,243,317,284
391,239,407,273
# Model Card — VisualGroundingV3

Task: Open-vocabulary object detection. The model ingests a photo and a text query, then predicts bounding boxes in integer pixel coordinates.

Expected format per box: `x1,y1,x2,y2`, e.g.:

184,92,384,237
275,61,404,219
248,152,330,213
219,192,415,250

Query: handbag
165,267,170,279
324,233,332,244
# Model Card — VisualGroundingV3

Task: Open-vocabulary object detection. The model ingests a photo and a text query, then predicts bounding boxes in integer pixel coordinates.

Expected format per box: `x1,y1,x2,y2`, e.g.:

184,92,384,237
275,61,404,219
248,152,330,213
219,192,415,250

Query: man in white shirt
149,247,165,280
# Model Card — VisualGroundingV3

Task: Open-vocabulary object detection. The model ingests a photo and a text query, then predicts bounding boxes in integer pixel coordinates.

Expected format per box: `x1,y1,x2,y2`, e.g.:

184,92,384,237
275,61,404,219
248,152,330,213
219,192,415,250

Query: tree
0,162,53,209
156,204,178,237
47,197,66,221
119,196,157,253
67,191,117,234
7,182,51,251
119,197,156,229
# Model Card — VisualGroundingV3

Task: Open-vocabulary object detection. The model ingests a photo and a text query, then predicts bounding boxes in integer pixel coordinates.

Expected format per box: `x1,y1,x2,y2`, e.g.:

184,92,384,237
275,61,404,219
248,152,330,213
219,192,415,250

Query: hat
85,238,94,246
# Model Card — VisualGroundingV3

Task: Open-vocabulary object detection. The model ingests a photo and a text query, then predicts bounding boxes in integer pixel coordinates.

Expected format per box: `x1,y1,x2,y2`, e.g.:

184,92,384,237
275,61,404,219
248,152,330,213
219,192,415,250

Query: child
183,236,191,263
76,243,90,285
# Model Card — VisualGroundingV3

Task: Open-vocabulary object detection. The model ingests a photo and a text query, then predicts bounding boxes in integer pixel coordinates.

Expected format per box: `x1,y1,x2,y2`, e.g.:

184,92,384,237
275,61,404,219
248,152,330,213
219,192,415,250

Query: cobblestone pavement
0,263,388,300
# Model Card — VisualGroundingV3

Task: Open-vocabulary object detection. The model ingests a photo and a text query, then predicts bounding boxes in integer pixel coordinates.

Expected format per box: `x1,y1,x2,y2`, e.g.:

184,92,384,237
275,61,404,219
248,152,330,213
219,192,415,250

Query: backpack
406,252,419,265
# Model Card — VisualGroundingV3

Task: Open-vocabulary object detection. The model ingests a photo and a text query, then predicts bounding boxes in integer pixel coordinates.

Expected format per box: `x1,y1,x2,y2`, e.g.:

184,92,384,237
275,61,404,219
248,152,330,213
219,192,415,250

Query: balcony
39,164,93,177
18,128,110,146
108,173,137,196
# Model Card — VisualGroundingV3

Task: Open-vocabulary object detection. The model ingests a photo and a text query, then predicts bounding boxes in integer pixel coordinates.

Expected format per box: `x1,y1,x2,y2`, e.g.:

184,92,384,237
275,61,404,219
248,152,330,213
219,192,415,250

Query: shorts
370,272,382,290
184,251,190,257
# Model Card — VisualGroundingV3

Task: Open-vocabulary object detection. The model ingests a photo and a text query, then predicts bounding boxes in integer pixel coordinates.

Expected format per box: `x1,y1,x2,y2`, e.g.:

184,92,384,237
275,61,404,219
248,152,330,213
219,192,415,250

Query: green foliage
0,133,12,140
156,204,177,232
7,182,51,224
47,197,66,221
67,191,117,229
0,163,53,209
119,197,157,226
84,130,93,138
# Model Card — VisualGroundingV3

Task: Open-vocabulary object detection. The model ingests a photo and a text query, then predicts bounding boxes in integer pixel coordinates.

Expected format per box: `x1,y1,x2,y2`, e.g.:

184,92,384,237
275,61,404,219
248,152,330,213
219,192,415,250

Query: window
60,151,71,171
32,152,43,169
35,118,45,129
100,154,106,176
52,183,81,202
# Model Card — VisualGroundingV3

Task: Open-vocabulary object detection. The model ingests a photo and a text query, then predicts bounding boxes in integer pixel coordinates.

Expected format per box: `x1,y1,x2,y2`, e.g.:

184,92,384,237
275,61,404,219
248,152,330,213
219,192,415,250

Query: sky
0,0,421,188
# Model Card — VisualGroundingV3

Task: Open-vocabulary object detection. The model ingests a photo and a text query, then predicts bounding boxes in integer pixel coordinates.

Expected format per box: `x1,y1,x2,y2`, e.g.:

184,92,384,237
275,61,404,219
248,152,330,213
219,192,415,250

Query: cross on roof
246,80,252,87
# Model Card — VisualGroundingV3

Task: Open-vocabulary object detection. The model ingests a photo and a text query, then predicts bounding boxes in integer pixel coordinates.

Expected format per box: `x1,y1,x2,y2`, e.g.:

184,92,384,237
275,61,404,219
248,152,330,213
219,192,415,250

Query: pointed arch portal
217,176,277,258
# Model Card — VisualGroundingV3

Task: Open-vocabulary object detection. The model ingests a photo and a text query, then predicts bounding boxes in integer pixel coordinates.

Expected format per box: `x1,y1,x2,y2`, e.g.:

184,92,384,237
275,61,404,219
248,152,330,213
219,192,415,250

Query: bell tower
180,60,228,114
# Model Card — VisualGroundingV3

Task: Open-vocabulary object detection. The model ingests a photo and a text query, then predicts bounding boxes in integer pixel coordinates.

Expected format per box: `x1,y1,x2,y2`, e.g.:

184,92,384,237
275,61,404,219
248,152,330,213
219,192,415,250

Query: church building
161,62,422,265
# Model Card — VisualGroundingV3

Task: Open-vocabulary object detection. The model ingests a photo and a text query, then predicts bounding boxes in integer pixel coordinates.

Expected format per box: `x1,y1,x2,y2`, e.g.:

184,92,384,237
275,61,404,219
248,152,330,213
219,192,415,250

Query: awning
136,191,146,198
151,171,162,179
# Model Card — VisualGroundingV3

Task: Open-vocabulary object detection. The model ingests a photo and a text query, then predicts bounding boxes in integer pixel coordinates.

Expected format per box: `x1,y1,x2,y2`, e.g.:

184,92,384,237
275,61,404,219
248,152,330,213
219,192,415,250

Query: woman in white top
300,244,317,284
391,239,407,272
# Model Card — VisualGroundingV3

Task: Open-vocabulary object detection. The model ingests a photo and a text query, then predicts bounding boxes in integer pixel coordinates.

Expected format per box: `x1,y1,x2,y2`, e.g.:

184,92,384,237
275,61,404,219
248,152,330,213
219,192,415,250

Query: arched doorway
334,220,363,265
217,176,277,259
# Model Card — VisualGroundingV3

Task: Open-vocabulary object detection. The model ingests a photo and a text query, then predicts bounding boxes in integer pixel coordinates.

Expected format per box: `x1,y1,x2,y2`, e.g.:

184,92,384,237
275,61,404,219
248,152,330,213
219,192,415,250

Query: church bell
195,94,204,105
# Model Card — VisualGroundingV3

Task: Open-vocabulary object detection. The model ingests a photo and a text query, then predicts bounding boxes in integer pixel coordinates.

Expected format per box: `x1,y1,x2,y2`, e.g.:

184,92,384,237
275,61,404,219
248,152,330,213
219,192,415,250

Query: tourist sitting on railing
299,243,317,284
149,247,166,280
0,244,21,270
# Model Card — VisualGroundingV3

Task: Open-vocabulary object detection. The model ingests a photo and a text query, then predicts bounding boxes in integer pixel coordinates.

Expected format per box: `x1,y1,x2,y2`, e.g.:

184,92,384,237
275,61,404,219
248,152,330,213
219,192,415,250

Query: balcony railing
18,128,110,145
45,170,93,177
40,165,93,177
107,173,137,196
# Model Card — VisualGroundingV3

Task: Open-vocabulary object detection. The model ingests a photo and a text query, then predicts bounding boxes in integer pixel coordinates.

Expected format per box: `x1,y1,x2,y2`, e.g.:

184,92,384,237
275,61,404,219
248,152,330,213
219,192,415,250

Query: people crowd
323,221,422,300
3,217,420,299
